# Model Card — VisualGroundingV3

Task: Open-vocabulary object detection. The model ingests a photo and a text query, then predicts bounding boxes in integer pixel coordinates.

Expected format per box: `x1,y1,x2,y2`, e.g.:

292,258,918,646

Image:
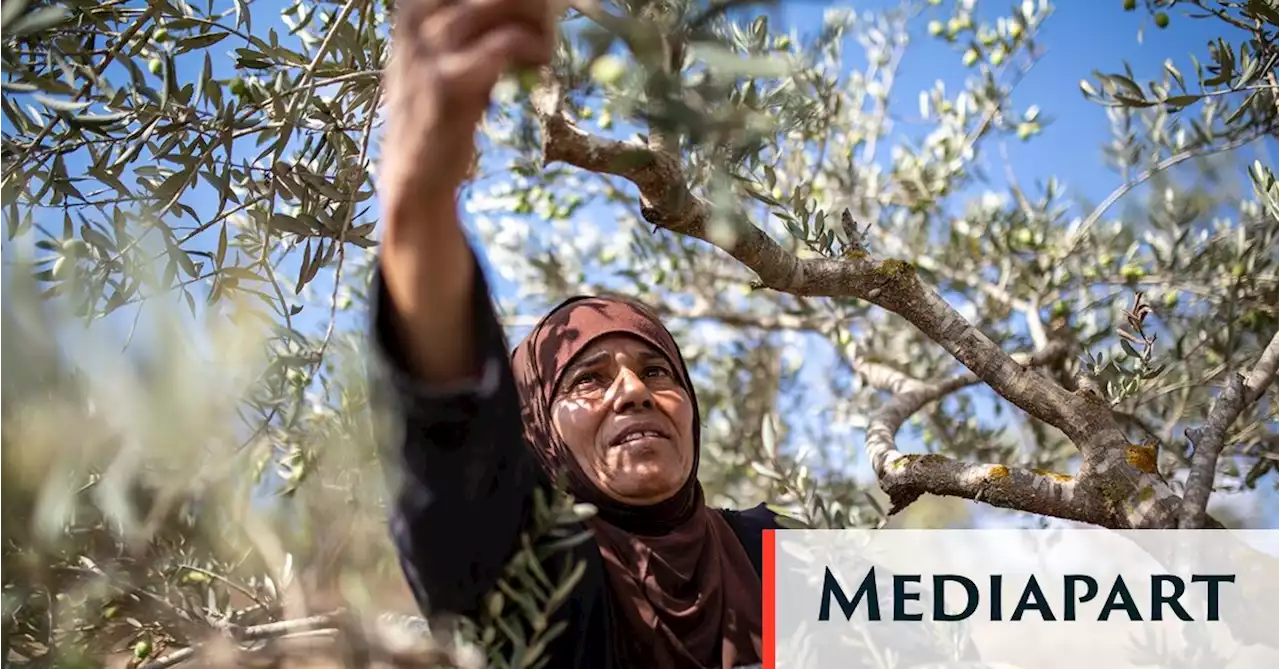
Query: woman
370,0,779,666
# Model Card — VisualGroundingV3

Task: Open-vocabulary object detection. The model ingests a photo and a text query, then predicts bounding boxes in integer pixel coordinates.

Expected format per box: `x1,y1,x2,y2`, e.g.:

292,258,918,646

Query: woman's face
550,334,696,506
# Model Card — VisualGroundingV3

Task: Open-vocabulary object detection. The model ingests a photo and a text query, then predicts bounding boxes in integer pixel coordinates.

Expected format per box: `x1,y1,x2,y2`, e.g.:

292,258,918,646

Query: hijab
510,294,763,669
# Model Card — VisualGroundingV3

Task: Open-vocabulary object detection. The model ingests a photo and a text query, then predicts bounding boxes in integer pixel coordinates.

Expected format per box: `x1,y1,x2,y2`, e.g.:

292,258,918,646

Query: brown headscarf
510,295,763,669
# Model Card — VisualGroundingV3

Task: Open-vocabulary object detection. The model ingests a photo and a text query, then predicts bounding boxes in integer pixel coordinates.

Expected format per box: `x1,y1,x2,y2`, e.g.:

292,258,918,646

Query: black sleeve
719,503,785,577
367,250,545,618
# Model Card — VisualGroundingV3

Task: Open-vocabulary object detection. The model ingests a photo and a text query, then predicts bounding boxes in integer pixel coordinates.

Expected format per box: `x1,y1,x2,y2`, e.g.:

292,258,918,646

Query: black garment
368,256,783,669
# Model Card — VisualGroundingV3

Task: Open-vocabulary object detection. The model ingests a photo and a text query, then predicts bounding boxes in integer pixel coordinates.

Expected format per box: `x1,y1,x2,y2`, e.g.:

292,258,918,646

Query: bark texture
1179,332,1280,528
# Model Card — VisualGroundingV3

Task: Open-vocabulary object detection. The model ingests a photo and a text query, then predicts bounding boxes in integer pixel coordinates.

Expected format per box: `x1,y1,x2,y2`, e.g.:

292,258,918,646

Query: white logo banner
767,529,1278,668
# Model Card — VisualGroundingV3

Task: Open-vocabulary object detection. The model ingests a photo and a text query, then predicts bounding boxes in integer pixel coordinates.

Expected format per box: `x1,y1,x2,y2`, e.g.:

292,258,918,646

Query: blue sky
776,0,1276,204
6,0,1275,527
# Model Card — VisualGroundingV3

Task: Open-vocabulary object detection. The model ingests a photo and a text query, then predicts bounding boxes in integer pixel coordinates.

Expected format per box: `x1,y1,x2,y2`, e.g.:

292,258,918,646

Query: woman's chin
603,470,684,505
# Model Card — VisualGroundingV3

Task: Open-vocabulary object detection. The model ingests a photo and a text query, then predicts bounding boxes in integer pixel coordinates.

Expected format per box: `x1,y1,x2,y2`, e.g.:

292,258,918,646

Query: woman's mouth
609,425,670,448
616,430,664,446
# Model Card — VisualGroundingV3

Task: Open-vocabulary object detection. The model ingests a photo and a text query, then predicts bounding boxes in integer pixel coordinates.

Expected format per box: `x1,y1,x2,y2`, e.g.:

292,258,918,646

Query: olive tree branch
534,81,1081,424
876,231,1029,313
565,0,678,87
134,610,473,669
1063,128,1270,257
1179,330,1280,528
532,77,1217,529
566,0,634,37
505,301,819,332
136,612,346,669
854,341,1120,523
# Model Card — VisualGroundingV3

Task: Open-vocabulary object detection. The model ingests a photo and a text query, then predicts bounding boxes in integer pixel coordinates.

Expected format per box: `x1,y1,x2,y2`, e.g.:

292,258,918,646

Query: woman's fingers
376,0,559,384
378,0,556,209
396,0,554,103
416,0,552,55
438,24,550,104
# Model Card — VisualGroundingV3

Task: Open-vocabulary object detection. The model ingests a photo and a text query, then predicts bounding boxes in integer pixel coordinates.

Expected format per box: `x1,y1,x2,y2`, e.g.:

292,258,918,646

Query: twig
136,612,345,669
1064,129,1269,256
566,0,636,42
177,565,266,611
955,43,1045,164
1178,331,1280,528
687,0,775,33
2,6,160,187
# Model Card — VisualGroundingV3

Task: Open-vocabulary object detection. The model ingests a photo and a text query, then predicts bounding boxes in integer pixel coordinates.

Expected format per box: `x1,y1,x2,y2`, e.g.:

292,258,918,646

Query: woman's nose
610,368,653,411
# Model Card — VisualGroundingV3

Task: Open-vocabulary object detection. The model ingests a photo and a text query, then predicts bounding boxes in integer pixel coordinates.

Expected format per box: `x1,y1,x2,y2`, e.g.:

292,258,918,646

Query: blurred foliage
1,0,1276,666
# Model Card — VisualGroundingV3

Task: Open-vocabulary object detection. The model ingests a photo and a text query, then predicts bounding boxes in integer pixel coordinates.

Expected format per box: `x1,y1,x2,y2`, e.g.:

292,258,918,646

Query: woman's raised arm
369,0,557,617
369,256,544,618
376,0,554,384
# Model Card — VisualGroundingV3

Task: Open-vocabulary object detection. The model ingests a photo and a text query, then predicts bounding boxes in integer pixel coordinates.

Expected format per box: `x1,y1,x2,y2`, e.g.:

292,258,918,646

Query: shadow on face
549,334,696,506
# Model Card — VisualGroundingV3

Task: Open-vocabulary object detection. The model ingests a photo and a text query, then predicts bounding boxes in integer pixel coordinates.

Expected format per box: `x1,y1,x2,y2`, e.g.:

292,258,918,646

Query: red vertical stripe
762,528,776,669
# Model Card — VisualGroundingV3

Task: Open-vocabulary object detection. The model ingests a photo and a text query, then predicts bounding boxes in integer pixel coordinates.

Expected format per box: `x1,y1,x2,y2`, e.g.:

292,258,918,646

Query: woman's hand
377,0,555,383
380,0,555,216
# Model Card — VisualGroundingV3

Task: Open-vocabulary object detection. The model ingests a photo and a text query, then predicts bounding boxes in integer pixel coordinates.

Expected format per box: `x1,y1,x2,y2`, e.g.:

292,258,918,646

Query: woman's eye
571,372,601,388
645,366,671,378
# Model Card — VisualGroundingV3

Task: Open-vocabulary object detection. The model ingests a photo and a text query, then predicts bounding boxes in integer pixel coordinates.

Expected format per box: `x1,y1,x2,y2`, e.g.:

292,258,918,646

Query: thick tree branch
508,299,820,332
535,90,1077,421
532,77,808,292
855,342,1123,525
531,86,1217,529
1178,331,1280,528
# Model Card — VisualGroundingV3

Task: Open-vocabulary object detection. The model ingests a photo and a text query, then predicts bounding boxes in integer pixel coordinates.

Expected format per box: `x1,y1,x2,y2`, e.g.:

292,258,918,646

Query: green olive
1120,264,1146,280
590,56,626,87
61,238,88,257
